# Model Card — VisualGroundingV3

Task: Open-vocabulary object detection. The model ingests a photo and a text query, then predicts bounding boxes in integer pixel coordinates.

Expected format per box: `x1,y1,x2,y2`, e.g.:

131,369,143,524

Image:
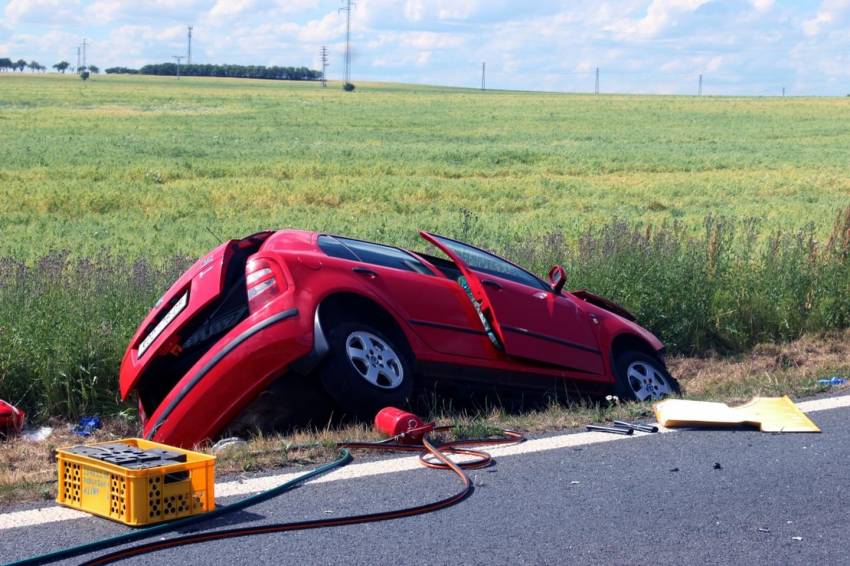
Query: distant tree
104,66,139,74
0,57,11,72
137,62,321,81
14,58,27,72
28,60,43,72
53,61,70,73
87,64,99,74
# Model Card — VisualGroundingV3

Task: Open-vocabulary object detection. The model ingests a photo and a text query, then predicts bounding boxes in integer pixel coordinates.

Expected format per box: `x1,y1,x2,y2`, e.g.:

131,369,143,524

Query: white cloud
803,0,850,36
750,0,774,12
4,0,82,24
630,0,711,36
404,0,425,22
210,0,254,19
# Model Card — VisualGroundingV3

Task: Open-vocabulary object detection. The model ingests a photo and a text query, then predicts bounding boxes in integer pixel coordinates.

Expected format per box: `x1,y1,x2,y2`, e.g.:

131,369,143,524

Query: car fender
580,304,665,380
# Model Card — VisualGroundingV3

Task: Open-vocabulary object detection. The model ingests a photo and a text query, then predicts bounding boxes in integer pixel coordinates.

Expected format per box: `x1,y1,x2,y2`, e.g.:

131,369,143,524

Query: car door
316,235,500,360
421,232,604,374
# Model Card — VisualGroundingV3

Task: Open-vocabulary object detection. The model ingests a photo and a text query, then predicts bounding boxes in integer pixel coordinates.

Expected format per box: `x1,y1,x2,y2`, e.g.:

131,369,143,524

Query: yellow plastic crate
56,438,215,526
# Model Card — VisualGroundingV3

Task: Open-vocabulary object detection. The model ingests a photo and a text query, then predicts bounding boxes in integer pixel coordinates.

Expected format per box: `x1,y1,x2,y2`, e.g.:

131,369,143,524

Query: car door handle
352,267,378,278
482,279,502,290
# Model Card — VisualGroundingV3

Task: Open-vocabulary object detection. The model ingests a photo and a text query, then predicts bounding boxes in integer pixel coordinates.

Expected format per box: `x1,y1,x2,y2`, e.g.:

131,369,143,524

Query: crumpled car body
120,230,671,447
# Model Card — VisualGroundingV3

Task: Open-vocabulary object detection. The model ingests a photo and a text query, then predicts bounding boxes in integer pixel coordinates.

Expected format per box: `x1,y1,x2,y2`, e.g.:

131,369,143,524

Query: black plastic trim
145,308,299,440
501,325,602,355
409,319,487,336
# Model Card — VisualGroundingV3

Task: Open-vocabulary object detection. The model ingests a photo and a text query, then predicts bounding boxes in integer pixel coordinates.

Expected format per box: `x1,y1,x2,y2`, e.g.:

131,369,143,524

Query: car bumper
142,307,312,447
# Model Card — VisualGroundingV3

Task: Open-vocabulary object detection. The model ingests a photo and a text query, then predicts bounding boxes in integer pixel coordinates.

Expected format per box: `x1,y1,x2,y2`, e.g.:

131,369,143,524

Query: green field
1,73,849,260
1,73,848,420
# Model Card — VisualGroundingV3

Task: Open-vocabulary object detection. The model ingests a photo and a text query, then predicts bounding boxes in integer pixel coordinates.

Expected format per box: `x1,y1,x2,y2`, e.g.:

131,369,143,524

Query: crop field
0,73,848,420
1,74,850,259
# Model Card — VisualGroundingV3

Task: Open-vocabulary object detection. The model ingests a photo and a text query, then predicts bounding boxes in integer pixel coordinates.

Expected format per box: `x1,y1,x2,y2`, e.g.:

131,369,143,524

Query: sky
1,0,849,96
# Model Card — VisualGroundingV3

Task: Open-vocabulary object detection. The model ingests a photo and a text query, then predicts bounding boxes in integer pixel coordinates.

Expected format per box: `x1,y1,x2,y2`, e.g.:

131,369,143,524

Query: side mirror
548,265,567,294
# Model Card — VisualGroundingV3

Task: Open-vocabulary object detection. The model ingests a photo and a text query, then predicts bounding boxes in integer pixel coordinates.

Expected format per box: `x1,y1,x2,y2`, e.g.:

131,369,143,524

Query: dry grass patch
669,329,850,401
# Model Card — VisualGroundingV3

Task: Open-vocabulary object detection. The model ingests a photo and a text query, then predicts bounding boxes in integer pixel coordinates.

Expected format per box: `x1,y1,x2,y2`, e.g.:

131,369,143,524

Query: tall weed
1,210,848,420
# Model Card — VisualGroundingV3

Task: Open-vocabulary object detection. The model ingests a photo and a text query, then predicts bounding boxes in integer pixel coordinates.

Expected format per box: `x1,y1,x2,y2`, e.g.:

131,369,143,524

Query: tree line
0,58,99,74
106,63,321,81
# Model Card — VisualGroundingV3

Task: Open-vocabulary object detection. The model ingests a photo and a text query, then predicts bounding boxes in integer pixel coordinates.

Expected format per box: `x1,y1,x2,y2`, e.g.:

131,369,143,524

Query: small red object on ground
374,407,432,442
0,399,25,437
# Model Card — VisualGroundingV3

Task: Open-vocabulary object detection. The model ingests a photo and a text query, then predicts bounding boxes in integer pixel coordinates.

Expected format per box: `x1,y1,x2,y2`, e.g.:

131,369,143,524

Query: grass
2,329,847,507
1,73,850,420
1,74,850,260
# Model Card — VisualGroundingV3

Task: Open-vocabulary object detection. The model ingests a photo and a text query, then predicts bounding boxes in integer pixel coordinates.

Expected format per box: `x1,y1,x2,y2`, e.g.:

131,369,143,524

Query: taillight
245,258,285,312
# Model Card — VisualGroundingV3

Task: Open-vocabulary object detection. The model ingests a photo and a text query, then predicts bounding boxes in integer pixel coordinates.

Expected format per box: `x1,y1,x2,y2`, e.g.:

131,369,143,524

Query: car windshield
427,234,548,290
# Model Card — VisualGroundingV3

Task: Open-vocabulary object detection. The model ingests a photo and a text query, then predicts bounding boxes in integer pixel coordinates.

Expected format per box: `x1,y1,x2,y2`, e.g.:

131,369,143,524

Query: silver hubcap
627,360,673,401
345,331,404,390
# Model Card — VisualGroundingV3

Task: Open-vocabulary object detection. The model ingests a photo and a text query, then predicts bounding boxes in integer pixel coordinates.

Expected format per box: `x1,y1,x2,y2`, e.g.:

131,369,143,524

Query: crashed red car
120,230,679,447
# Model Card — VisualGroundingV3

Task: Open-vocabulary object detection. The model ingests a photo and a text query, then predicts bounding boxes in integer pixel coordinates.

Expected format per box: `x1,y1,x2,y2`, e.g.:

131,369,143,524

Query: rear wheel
319,321,413,419
613,350,680,402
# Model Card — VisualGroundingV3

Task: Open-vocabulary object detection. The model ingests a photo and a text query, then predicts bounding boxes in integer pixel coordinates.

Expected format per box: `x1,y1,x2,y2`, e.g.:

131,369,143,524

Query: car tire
319,321,414,419
613,350,680,402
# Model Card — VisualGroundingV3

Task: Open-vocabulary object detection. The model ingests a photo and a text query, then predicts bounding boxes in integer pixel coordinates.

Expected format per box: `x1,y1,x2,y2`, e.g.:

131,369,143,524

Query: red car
120,230,679,447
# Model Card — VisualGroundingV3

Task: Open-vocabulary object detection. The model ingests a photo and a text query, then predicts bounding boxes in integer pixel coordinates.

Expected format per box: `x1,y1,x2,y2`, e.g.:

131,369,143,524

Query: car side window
429,234,548,290
318,235,432,275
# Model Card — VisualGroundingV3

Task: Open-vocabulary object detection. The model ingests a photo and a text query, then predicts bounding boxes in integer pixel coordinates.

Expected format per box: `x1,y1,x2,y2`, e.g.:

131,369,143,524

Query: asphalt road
2,396,848,565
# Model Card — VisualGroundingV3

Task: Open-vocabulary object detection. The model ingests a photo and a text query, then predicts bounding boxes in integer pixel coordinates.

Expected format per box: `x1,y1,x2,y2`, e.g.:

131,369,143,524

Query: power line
187,26,193,65
339,0,354,88
320,45,329,87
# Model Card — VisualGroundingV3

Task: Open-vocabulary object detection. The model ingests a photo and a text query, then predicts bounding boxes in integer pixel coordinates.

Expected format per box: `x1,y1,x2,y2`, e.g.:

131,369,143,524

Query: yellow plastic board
653,396,820,433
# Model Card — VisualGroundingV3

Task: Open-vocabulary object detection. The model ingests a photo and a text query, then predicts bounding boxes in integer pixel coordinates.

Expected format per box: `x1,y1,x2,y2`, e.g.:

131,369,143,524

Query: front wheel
319,321,413,419
613,350,680,402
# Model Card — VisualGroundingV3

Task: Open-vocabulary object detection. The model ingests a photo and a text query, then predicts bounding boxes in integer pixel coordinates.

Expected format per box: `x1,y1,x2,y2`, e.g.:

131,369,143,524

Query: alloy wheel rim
626,360,673,401
345,331,404,389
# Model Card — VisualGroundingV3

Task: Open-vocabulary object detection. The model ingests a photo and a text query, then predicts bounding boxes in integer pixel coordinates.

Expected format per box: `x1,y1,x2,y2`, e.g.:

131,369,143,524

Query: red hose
81,426,523,565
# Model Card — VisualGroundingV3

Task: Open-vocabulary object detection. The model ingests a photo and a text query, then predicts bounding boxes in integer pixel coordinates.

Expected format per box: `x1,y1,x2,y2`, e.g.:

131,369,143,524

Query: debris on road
0,399,25,438
817,376,847,387
212,437,248,453
653,396,821,433
22,425,53,442
613,420,659,433
586,424,633,435
73,416,102,437
713,462,723,470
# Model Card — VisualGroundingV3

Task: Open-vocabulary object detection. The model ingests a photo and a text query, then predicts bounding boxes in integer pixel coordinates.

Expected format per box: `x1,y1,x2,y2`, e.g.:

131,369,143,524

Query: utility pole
339,0,354,88
76,46,80,72
782,86,785,97
320,46,329,87
698,74,703,96
594,67,599,95
481,61,485,90
173,55,183,79
187,26,193,65
81,38,87,69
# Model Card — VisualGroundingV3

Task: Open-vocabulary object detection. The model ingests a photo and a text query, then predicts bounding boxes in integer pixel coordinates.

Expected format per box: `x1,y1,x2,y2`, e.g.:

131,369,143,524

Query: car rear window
318,235,431,275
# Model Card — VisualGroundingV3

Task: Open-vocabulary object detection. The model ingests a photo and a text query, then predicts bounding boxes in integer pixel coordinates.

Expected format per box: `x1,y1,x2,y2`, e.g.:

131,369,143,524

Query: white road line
1,393,847,532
